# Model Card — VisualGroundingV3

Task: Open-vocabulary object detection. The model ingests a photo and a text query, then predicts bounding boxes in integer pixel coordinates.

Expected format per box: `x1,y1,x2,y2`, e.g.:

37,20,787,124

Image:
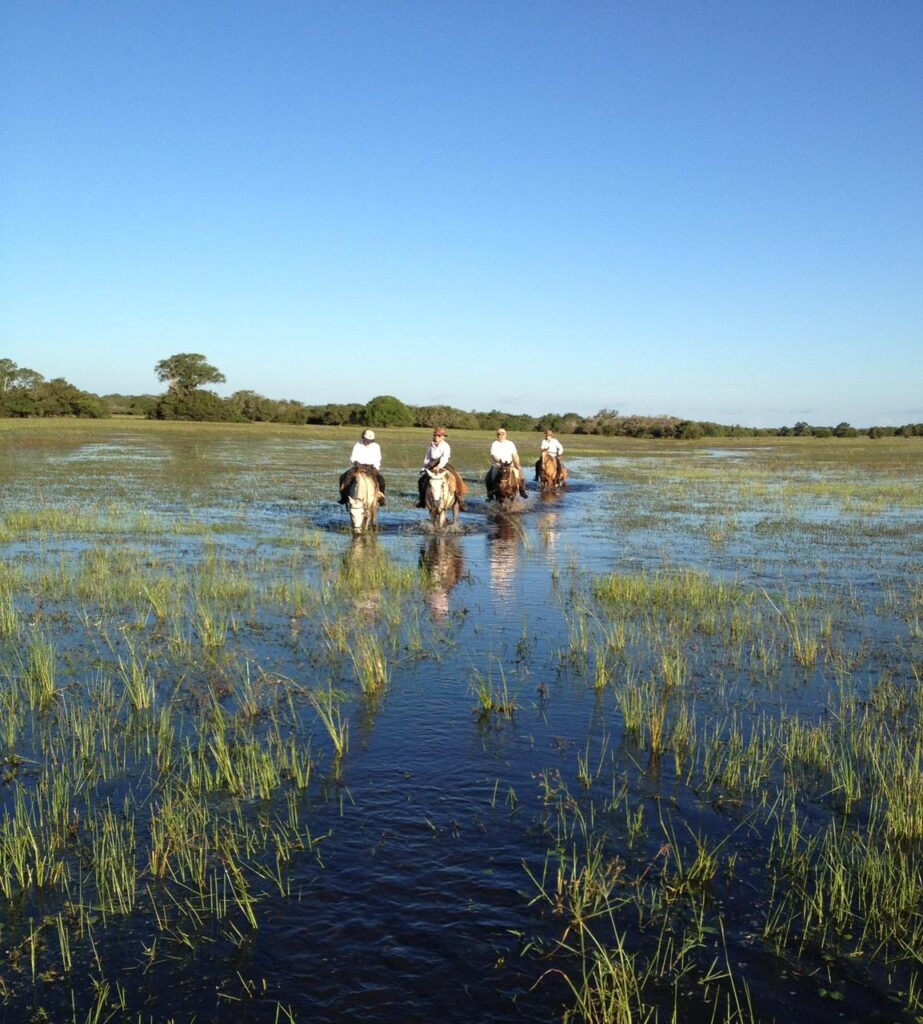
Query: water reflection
340,534,386,618
419,535,465,622
487,516,523,597
537,509,561,551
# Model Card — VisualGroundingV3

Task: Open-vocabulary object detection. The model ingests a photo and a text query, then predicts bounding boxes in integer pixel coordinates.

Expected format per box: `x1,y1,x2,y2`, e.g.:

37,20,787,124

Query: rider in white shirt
487,428,528,499
339,429,386,505
417,428,468,511
536,428,564,481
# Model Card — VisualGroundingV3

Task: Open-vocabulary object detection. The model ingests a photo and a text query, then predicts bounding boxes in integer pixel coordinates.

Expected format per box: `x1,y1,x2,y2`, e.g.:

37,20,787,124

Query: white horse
347,467,380,534
424,468,460,529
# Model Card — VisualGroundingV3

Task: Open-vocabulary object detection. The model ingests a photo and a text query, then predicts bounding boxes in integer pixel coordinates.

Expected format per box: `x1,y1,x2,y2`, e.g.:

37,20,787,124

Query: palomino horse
346,466,380,534
423,468,461,529
486,462,521,509
538,450,568,491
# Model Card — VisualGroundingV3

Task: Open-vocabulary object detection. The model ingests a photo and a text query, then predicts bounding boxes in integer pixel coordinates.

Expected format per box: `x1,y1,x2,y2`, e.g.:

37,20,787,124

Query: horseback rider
338,428,386,505
536,428,565,483
486,428,528,500
417,427,468,511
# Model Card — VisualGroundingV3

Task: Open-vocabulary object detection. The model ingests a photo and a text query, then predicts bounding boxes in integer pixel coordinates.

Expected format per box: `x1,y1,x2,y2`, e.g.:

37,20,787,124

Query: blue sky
2,1,921,426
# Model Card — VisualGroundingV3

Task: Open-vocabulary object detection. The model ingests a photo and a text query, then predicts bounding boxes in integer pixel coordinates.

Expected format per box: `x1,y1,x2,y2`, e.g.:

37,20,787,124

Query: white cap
362,429,375,441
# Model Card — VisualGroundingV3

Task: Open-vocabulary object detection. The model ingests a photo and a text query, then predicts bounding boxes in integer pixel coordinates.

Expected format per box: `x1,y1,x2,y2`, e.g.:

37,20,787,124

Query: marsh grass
307,686,349,762
1,422,921,1022
22,633,58,710
471,659,518,718
350,633,390,694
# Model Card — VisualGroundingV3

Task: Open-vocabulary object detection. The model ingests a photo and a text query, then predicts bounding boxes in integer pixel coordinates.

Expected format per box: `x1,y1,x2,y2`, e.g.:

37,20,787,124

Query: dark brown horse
538,450,568,491
486,462,521,509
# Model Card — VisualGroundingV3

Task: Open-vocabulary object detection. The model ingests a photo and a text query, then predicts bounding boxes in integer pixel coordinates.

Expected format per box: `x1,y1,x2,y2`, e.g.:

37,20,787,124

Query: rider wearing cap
338,428,386,505
417,427,468,512
535,428,565,482
487,427,528,499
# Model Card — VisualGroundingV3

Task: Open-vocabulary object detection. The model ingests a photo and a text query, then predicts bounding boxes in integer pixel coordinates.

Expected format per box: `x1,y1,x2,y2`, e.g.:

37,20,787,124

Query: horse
423,468,461,529
538,450,568,491
486,462,521,509
346,466,380,534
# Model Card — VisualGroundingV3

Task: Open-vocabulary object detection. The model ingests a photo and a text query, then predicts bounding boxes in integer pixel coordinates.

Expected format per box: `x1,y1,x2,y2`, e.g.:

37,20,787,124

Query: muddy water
1,427,921,1023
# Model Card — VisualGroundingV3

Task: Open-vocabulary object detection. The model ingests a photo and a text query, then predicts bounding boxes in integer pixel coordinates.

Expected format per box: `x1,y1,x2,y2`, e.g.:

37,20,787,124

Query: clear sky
2,1,921,426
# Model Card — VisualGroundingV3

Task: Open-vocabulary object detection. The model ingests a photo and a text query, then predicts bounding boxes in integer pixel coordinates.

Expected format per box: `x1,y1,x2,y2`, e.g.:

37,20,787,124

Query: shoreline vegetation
2,354,921,439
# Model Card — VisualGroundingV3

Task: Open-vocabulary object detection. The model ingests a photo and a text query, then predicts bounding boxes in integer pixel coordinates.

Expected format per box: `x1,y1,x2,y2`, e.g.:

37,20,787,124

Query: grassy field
0,419,920,1023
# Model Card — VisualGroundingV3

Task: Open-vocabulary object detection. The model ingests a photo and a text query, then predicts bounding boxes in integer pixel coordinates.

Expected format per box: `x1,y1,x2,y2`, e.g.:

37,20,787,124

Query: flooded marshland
1,421,921,1023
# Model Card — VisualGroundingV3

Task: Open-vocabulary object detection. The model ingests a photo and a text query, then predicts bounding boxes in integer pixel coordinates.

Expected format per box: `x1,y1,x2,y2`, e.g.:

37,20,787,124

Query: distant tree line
0,358,108,418
3,353,921,437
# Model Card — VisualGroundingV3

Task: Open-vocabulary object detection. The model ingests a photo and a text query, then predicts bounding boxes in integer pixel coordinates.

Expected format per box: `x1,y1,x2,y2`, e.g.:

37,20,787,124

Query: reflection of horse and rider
340,532,386,615
419,534,465,622
487,513,522,596
485,428,529,502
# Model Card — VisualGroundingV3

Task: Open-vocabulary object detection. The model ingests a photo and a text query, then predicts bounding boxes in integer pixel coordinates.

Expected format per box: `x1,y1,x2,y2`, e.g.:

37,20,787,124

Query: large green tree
155,353,226,396
364,394,413,427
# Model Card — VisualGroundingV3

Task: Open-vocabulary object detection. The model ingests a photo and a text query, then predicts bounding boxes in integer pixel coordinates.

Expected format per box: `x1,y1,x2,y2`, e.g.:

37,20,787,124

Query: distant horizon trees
0,358,107,418
2,353,921,437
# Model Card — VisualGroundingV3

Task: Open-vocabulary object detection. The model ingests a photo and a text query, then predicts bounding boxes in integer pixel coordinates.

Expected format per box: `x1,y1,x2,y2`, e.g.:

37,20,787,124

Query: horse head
495,463,518,504
425,468,457,527
347,467,378,533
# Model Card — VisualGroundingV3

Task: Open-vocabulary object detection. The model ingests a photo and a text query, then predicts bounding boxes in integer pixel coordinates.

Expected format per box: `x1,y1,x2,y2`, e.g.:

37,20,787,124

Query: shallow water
1,425,921,1023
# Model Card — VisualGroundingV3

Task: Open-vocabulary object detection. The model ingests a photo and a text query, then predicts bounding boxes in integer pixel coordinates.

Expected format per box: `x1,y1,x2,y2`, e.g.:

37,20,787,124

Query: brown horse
538,450,568,491
486,462,521,509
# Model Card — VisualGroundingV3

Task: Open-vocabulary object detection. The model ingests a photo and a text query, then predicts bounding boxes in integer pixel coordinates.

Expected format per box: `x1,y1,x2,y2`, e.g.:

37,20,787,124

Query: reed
307,686,349,762
350,632,390,694
471,659,517,718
